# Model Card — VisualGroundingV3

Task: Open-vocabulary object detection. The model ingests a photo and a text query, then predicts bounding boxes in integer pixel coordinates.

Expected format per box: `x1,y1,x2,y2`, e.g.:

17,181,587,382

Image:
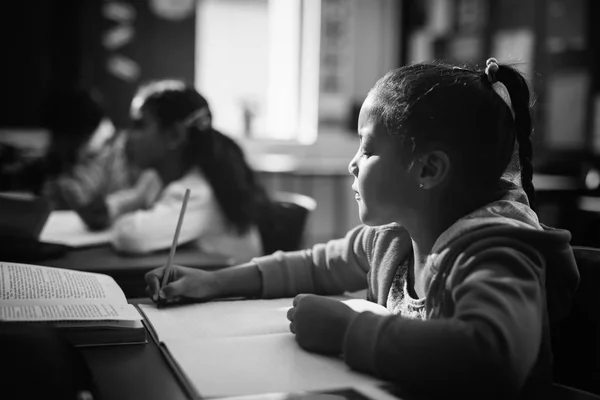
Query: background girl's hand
105,169,163,219
144,265,220,303
286,294,358,355
61,179,111,231
134,169,163,208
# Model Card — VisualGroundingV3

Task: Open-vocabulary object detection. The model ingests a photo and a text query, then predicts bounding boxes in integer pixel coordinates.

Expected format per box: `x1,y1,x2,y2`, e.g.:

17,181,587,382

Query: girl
145,60,580,399
75,80,270,262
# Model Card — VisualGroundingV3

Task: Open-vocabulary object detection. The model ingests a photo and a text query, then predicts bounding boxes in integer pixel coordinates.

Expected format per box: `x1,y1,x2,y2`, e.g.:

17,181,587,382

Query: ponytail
187,126,270,234
495,65,536,209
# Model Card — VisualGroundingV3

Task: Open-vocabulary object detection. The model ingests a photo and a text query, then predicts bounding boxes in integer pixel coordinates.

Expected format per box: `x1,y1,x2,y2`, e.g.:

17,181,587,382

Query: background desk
40,245,233,298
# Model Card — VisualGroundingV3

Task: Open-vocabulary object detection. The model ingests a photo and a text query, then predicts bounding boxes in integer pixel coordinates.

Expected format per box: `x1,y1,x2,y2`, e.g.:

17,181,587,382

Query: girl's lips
352,185,360,199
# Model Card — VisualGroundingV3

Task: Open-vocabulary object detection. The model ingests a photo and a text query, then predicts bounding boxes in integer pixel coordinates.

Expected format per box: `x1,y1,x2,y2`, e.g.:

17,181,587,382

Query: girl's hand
144,265,221,303
61,179,111,231
286,294,358,355
105,169,163,219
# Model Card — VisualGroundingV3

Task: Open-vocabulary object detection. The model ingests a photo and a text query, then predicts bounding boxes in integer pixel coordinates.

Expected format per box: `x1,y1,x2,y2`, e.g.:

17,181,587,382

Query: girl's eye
361,149,372,157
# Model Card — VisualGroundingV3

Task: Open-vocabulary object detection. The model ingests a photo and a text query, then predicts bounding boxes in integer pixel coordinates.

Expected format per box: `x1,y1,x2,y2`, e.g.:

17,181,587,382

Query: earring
419,183,424,188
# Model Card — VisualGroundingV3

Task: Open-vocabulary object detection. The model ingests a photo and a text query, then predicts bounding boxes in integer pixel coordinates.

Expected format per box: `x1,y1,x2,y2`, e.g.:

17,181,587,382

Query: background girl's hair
136,80,270,235
43,88,106,176
368,61,535,208
367,61,536,316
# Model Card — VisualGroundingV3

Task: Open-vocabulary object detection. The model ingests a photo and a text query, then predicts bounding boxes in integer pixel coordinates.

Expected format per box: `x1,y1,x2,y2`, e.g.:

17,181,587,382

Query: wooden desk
80,321,197,400
40,245,233,298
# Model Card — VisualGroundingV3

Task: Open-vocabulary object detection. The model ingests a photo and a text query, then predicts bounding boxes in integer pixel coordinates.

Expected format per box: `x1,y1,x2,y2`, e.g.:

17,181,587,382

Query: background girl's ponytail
495,65,536,209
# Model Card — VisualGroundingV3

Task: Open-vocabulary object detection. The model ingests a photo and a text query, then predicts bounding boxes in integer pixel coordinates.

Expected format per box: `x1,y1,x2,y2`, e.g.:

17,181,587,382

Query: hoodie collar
431,185,541,255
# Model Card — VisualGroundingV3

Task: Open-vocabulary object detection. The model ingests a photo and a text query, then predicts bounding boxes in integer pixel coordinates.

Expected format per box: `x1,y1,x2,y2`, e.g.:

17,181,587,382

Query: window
195,0,320,143
195,0,400,144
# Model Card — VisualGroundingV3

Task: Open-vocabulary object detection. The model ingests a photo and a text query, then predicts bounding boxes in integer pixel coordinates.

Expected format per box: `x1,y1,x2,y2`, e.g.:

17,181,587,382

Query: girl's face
125,106,169,170
348,95,418,226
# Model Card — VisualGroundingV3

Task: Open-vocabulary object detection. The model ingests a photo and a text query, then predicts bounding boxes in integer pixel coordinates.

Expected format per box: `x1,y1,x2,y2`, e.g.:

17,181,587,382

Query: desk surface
41,245,233,273
80,321,195,400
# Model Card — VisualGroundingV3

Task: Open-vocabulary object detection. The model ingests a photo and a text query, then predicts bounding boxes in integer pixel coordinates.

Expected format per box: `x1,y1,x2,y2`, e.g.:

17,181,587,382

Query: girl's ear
416,150,451,189
167,125,188,150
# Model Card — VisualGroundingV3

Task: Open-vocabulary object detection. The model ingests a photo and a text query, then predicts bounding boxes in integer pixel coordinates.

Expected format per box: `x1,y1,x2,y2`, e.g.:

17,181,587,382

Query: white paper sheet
167,333,381,398
214,385,401,400
137,294,387,342
140,298,293,341
39,210,113,247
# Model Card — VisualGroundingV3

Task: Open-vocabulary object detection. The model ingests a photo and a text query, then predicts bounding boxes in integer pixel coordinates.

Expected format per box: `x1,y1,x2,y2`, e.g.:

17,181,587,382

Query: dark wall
1,0,196,129
82,0,196,128
1,0,83,128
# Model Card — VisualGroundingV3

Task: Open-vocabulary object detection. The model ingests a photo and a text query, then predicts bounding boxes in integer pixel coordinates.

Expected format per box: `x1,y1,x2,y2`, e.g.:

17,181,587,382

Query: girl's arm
111,180,216,254
251,223,408,298
146,224,407,302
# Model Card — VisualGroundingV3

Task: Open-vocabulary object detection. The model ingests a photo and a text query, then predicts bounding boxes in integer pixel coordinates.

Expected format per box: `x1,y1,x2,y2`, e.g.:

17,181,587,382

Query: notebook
138,295,389,398
212,385,402,400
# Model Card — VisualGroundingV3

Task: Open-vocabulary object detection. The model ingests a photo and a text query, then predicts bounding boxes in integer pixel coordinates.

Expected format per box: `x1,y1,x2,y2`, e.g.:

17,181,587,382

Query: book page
39,210,112,247
0,262,127,306
166,333,381,398
0,303,141,322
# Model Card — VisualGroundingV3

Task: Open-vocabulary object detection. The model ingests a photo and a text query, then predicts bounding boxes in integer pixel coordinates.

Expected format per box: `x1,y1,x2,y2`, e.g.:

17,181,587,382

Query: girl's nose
348,157,358,177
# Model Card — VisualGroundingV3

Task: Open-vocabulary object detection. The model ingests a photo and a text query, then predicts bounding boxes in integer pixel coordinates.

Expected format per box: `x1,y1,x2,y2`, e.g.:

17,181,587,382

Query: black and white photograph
1,1,599,399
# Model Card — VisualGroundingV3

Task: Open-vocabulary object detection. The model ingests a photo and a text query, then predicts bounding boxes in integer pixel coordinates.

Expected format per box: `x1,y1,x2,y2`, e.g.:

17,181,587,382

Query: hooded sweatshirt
251,187,579,400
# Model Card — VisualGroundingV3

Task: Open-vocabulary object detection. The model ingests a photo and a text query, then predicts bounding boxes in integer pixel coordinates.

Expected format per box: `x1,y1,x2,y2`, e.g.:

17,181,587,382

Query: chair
551,246,600,396
258,191,317,255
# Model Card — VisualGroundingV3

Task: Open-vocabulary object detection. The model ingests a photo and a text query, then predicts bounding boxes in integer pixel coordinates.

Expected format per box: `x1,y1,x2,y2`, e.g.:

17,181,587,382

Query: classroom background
1,0,600,248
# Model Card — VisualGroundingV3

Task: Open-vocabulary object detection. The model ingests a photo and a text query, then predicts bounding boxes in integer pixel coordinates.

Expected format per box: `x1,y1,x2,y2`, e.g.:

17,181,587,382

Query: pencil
158,188,191,308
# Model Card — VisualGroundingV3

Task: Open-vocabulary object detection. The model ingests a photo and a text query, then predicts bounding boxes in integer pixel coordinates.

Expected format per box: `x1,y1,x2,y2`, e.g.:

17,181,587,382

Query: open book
138,294,390,398
0,261,146,346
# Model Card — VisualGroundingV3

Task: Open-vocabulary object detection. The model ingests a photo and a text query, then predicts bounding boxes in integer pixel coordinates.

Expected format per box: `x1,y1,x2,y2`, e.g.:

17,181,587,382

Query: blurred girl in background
70,80,270,262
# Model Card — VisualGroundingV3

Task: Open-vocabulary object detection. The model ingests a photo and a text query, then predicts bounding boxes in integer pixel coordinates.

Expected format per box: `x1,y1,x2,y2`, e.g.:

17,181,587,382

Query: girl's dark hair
135,80,270,235
368,61,536,316
44,89,106,176
368,61,535,208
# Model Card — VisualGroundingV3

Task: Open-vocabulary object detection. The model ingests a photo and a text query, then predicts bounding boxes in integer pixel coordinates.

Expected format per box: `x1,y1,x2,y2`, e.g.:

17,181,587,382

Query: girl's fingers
161,279,187,298
292,294,308,307
286,307,295,322
149,276,161,301
144,269,164,300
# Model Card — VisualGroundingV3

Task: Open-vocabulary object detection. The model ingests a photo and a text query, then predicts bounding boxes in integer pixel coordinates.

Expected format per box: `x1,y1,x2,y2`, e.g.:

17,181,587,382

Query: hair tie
183,107,211,130
484,57,515,119
485,57,499,84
